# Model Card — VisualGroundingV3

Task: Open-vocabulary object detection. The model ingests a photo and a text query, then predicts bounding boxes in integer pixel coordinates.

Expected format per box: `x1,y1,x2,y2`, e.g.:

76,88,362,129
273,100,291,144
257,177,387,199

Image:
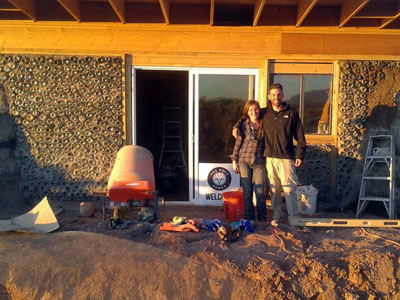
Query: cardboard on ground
0,197,59,233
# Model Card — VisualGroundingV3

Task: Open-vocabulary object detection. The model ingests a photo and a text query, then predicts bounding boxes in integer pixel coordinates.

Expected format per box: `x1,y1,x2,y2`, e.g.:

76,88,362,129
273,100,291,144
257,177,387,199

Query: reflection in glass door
190,69,258,201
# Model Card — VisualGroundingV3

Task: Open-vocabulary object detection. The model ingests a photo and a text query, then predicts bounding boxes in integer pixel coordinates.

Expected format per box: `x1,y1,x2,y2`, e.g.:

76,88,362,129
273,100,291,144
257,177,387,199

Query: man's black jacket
262,101,306,160
234,101,306,160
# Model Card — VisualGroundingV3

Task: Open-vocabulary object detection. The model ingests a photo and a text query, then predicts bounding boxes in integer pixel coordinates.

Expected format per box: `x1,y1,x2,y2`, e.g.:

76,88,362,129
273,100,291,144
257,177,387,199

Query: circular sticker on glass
207,167,231,191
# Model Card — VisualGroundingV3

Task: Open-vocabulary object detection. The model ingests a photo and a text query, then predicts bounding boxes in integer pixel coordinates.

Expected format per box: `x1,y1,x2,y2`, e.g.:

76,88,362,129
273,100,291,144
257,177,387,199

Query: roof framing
57,0,82,22
109,0,126,23
0,0,399,31
380,1,400,29
7,0,37,21
210,0,214,25
296,0,318,27
159,0,170,24
253,0,266,27
339,0,370,28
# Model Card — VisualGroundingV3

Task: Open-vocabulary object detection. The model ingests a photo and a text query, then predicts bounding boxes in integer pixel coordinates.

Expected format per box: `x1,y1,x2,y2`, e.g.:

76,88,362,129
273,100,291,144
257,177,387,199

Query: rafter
210,0,215,26
109,0,125,23
57,0,81,22
7,0,37,21
0,8,20,12
296,0,318,27
159,0,170,25
380,2,400,29
253,0,266,27
339,0,370,28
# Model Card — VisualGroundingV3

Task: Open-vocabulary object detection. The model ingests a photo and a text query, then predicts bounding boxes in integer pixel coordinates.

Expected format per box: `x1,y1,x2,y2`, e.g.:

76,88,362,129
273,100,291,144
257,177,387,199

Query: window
270,62,333,135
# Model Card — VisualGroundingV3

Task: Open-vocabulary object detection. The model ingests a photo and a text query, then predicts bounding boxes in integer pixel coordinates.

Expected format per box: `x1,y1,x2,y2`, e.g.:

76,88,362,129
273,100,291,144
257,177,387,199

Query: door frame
132,66,259,203
189,68,259,203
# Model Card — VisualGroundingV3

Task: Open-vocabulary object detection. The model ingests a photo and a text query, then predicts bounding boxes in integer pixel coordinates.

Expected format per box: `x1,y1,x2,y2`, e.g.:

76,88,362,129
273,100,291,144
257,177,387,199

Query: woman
231,100,267,222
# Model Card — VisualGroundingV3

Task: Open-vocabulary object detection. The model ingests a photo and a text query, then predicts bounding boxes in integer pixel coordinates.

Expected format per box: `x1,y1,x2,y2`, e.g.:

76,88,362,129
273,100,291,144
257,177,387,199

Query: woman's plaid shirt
230,119,265,165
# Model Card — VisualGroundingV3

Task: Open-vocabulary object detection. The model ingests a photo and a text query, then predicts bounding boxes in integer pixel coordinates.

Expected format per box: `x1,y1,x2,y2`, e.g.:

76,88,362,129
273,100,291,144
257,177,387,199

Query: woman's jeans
239,162,267,222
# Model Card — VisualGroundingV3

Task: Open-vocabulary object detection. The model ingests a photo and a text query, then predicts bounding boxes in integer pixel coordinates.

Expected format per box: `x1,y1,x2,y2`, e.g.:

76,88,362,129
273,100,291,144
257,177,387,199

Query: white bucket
296,185,318,215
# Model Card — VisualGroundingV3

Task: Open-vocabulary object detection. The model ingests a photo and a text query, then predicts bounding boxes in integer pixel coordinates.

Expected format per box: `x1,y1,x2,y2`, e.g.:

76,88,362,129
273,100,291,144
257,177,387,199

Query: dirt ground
1,199,400,300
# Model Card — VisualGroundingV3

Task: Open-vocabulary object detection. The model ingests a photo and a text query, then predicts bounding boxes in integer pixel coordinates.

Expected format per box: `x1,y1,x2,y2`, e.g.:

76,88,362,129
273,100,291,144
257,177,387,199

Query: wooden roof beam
296,0,318,27
210,0,214,26
109,0,126,23
253,0,266,27
339,0,370,28
57,0,81,22
380,2,400,29
159,0,170,24
0,8,20,12
7,0,37,21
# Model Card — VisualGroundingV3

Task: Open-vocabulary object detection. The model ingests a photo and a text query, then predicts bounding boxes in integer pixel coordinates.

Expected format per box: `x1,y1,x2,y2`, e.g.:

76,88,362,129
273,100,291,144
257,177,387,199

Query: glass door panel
199,74,254,163
190,69,258,202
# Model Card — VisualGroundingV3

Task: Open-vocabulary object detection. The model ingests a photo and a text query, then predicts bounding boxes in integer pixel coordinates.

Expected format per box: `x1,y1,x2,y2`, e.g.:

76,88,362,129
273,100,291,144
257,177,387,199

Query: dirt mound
1,202,400,299
0,231,256,300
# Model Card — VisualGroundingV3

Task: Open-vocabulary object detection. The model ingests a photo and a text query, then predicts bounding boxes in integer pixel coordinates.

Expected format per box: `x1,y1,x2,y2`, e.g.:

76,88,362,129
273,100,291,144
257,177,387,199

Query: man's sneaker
299,226,311,233
270,220,279,227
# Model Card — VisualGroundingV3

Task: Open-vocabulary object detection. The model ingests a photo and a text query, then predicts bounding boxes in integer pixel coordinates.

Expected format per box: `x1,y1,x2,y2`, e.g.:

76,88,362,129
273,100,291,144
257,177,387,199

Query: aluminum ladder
356,135,396,219
158,106,187,175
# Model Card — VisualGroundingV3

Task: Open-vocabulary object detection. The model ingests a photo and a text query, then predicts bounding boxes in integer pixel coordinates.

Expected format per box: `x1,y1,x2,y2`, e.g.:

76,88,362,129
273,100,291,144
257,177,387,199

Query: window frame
268,61,337,145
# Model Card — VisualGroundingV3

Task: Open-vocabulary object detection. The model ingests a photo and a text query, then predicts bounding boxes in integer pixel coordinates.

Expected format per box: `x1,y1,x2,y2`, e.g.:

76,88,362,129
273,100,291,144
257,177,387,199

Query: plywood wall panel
1,24,400,66
282,33,400,56
0,25,281,57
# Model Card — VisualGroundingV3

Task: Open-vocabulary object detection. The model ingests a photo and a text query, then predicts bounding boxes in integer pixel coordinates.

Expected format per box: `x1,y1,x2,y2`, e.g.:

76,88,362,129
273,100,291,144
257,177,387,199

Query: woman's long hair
242,100,263,138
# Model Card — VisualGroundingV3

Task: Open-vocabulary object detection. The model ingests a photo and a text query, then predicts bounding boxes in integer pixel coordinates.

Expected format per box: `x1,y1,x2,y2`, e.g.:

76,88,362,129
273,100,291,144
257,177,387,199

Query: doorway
134,67,258,203
135,70,189,201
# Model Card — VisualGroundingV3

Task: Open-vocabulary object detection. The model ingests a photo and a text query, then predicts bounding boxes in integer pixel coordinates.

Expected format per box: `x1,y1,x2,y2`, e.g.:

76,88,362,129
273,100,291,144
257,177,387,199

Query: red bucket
222,191,244,222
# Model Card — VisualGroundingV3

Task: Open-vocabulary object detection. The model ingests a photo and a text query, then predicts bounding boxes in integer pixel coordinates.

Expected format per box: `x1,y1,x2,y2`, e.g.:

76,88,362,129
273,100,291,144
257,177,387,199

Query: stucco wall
335,60,400,210
1,54,400,213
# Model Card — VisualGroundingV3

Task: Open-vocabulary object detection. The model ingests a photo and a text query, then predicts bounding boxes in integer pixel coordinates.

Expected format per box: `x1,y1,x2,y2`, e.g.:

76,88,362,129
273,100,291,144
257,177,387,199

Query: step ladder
356,135,396,219
158,106,187,175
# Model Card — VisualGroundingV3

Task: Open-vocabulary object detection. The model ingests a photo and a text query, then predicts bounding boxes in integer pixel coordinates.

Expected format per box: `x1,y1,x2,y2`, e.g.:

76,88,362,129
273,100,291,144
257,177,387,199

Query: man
233,83,306,226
